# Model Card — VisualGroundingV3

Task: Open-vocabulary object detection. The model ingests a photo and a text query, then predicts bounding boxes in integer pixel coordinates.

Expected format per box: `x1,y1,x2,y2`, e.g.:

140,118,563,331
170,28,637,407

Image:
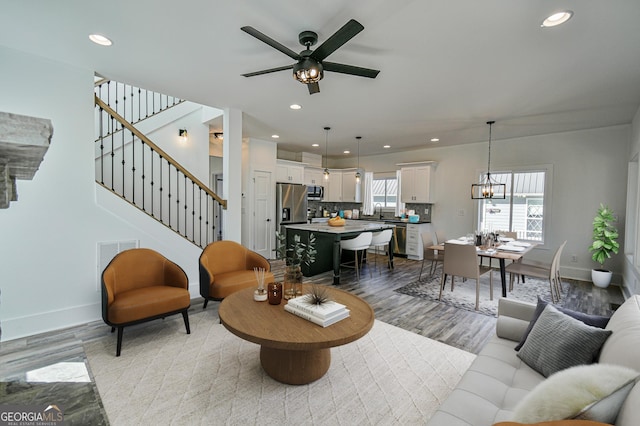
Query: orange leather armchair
101,248,191,356
199,240,274,308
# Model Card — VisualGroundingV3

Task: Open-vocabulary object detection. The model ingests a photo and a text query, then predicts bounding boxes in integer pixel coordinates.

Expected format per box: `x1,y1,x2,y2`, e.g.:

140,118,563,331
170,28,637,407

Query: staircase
94,80,226,249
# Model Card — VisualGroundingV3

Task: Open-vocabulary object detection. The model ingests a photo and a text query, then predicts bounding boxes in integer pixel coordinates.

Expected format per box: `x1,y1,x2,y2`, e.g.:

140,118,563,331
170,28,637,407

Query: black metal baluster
191,182,195,243
120,124,126,196
184,175,188,238
176,168,180,233
167,160,172,230
159,155,163,222
141,141,145,212
205,195,209,245
99,106,104,184
137,88,141,123
130,85,134,123
131,130,135,203
150,147,154,217
198,188,203,247
110,117,115,191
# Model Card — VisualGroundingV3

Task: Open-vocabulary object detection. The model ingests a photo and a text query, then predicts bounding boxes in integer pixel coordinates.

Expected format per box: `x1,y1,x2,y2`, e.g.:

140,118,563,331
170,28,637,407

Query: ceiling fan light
293,59,323,84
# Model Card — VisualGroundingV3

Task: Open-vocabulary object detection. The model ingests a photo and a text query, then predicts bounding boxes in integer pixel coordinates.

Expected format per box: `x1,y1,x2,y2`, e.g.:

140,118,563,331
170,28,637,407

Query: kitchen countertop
354,217,431,224
285,220,395,234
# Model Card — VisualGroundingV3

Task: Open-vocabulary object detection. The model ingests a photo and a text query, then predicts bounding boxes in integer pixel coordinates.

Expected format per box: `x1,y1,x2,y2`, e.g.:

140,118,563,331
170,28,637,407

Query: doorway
252,170,273,259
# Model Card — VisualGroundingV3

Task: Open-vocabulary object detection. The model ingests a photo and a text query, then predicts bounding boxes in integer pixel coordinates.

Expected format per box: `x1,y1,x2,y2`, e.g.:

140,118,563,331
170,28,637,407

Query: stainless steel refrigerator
276,183,308,237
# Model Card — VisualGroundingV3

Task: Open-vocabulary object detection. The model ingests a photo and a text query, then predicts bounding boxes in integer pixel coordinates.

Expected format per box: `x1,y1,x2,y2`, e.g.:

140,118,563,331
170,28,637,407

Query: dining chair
419,231,443,280
519,240,567,292
440,242,493,310
435,230,447,244
505,240,566,303
370,229,393,274
340,232,373,282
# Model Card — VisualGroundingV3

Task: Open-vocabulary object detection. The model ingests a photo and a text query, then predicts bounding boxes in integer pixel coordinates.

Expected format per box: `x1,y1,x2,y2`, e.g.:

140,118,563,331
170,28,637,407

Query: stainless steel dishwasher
392,223,407,256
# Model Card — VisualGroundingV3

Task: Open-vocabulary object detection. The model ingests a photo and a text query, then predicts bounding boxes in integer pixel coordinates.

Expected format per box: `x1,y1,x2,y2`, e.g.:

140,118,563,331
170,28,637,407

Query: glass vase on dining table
283,265,303,300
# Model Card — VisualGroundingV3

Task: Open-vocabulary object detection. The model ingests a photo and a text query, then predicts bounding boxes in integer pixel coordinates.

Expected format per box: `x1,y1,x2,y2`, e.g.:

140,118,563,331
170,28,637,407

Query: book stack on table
284,295,350,327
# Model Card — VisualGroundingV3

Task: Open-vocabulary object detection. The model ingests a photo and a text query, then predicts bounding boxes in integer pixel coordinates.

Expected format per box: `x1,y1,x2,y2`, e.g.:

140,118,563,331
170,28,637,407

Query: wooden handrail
95,95,227,209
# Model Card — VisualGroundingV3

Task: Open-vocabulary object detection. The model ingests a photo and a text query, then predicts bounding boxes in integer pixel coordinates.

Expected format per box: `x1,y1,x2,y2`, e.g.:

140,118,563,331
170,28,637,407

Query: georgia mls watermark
0,404,64,426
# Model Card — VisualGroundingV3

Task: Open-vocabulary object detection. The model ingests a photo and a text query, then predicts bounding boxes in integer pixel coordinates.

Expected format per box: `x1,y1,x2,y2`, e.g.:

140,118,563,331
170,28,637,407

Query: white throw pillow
511,364,638,424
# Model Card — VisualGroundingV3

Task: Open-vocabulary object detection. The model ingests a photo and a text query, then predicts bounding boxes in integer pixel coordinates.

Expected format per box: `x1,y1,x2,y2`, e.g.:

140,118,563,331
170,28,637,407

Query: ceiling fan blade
322,62,380,78
241,65,293,77
241,26,301,61
307,82,320,94
310,19,364,62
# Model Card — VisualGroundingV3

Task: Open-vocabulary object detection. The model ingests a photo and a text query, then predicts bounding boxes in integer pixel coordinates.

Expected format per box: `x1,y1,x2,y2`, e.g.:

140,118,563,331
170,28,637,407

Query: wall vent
96,240,139,291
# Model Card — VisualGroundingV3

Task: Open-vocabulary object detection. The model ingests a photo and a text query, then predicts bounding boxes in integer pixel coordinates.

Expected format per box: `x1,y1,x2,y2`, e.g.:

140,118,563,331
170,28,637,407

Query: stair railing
95,95,227,249
95,79,184,135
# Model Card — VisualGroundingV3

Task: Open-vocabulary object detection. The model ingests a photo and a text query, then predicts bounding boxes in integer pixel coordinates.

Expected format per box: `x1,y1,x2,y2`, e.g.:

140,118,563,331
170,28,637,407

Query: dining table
428,237,537,298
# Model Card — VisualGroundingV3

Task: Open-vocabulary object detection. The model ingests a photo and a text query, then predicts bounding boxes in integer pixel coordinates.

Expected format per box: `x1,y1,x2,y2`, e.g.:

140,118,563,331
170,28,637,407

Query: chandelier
471,121,506,199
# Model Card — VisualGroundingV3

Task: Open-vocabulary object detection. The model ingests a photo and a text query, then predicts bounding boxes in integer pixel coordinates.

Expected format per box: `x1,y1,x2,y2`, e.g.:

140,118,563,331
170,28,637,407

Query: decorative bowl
328,218,346,227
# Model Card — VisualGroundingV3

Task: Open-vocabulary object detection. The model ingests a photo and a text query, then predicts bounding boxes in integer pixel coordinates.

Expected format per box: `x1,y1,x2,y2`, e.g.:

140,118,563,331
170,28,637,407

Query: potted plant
276,231,317,299
588,203,619,288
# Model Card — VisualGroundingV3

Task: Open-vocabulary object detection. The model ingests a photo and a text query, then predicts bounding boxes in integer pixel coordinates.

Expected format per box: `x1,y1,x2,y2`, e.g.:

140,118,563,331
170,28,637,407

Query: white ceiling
2,0,640,158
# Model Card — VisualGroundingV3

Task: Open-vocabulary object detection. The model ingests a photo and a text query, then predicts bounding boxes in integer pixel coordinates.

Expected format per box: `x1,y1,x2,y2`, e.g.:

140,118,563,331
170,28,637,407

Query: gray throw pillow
514,296,610,351
517,304,613,377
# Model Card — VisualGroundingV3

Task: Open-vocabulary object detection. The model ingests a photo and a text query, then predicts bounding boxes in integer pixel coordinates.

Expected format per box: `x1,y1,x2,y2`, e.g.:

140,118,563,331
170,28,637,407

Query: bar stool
370,229,393,274
340,232,373,282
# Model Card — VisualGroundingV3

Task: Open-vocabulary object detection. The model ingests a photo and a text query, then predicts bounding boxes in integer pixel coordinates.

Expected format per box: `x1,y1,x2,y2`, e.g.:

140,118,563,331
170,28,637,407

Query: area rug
84,313,476,425
395,267,555,317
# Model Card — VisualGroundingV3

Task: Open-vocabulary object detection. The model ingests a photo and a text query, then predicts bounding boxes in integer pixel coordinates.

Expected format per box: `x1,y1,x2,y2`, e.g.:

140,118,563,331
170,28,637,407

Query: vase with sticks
276,231,317,299
253,267,268,301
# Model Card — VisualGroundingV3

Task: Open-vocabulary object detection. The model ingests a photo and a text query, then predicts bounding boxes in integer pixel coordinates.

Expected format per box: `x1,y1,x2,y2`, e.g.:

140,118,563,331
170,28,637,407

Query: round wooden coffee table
219,284,375,385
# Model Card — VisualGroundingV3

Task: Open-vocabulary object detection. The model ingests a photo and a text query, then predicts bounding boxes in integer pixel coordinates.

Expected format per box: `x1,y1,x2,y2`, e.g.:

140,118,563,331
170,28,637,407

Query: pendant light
323,127,331,180
471,121,506,199
355,136,362,183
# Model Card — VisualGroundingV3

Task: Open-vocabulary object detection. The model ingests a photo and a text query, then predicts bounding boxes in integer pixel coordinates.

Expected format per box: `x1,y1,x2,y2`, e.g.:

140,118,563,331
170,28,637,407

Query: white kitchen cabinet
276,160,304,184
304,167,324,186
324,170,343,202
406,222,433,260
400,162,436,203
323,168,363,202
341,168,362,202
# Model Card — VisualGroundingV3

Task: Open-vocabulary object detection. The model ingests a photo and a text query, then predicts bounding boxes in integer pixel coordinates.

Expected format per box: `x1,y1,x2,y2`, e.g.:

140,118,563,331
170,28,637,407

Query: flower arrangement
276,231,317,268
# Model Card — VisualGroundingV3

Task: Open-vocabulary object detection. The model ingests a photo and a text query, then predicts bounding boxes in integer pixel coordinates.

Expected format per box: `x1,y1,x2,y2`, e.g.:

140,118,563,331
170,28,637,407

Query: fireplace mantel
0,111,53,208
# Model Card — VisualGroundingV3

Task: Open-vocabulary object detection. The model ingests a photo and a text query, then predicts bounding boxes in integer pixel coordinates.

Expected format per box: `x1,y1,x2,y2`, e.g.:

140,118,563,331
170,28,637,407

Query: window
372,177,397,208
476,168,550,242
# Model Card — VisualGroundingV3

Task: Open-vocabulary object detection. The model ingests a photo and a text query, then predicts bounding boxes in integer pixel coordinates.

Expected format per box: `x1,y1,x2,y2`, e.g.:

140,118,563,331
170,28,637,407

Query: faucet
374,203,383,220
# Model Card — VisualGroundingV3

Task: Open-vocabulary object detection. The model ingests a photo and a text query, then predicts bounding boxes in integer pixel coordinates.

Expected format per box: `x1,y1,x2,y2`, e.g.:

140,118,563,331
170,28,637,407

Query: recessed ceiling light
541,10,573,28
383,145,391,149
344,150,350,154
89,34,112,46
311,143,319,147
290,104,302,110
430,138,440,143
271,134,279,139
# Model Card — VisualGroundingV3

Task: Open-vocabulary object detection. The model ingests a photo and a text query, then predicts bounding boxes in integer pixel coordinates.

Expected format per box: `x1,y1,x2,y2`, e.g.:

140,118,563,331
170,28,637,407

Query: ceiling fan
241,19,380,95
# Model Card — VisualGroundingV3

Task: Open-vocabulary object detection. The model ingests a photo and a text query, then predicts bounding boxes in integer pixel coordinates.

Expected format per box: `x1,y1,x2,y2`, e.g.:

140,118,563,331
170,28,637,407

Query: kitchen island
284,221,395,284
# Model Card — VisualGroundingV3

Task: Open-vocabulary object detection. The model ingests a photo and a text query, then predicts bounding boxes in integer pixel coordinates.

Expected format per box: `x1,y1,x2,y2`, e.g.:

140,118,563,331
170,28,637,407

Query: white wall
0,46,205,341
623,105,640,296
333,125,630,284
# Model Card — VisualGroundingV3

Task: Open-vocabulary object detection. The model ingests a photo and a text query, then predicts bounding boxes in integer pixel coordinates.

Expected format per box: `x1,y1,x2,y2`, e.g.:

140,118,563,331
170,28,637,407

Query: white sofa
427,295,640,426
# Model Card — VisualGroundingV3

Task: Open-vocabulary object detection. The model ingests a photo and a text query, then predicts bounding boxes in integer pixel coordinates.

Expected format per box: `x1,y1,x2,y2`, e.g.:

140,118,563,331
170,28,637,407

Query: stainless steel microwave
307,185,324,200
